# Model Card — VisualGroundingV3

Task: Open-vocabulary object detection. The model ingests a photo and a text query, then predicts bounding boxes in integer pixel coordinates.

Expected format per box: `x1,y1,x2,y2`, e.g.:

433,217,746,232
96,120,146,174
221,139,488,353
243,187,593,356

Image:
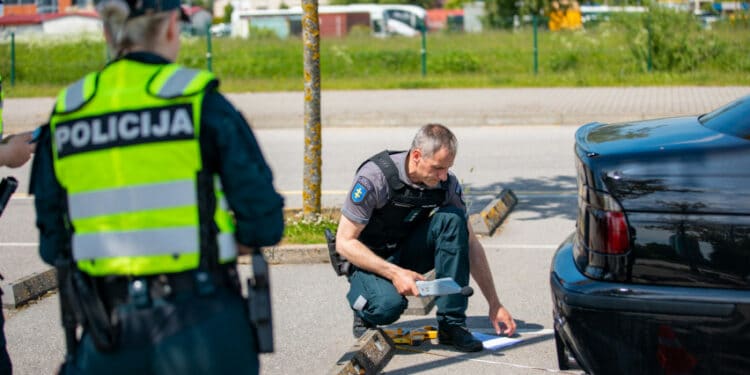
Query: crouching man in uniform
30,0,284,373
335,124,516,352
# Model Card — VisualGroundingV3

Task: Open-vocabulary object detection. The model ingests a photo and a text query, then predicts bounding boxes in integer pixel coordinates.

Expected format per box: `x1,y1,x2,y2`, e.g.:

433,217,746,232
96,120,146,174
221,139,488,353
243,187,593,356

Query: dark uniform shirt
30,52,284,265
342,151,466,225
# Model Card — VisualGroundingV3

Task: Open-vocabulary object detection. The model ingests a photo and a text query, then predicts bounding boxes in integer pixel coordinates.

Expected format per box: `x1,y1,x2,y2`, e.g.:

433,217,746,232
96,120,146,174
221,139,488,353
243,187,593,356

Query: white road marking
482,244,558,250
0,242,39,246
9,194,32,199
393,328,578,373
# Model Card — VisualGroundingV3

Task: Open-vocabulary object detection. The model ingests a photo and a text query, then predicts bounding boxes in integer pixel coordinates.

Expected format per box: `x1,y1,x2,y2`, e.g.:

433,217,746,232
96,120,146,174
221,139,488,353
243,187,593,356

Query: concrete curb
1,268,57,309
469,189,518,237
238,244,330,265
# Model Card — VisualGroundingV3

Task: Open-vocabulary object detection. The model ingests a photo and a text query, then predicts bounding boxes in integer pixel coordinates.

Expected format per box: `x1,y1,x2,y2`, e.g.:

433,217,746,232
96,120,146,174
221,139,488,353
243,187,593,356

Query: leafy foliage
613,5,725,72
223,3,234,24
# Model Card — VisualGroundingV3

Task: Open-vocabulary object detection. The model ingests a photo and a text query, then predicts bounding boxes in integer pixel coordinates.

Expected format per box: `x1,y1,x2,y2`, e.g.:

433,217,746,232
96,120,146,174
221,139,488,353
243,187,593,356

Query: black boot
438,324,483,352
352,311,375,339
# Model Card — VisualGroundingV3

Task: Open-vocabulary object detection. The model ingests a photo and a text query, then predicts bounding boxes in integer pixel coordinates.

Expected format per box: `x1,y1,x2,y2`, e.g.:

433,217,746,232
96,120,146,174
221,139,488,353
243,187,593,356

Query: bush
613,6,725,72
431,51,481,73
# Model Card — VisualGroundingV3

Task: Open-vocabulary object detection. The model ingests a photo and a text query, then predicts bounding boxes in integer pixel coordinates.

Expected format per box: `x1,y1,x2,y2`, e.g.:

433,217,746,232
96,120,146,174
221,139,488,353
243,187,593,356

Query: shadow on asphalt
383,316,553,374
464,175,577,221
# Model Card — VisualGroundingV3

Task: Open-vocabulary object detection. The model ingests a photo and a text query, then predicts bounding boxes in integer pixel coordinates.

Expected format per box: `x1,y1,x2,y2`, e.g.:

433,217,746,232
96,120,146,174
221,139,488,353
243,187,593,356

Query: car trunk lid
574,117,750,290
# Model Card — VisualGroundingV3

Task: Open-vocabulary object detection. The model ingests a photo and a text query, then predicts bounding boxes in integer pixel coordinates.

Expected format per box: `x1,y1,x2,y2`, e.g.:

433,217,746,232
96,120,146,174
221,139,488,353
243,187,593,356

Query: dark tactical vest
358,150,448,257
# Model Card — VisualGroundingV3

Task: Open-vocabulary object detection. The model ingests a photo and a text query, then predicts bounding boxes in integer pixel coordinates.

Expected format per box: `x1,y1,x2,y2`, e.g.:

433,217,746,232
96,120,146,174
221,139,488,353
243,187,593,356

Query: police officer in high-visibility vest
29,0,284,373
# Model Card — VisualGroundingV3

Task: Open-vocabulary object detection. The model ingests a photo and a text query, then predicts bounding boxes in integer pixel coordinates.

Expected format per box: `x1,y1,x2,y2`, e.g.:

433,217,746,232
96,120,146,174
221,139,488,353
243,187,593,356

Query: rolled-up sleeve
29,124,70,265
201,90,285,247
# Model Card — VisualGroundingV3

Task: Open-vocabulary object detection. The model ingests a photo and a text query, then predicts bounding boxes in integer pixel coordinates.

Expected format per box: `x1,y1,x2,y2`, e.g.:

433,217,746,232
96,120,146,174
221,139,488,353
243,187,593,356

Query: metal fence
1,11,749,89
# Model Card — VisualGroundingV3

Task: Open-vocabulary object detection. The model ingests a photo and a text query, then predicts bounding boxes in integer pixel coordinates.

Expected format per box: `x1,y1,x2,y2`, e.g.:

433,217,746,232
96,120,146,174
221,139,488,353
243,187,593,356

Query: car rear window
699,95,750,139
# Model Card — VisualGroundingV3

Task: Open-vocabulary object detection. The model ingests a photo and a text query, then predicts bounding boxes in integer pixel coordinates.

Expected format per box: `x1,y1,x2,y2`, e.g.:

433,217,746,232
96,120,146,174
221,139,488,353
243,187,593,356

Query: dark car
551,94,750,375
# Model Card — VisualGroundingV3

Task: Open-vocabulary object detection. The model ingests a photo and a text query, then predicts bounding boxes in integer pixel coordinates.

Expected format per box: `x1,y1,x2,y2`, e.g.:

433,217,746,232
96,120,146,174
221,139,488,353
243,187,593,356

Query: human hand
489,304,516,336
0,132,35,168
391,268,426,296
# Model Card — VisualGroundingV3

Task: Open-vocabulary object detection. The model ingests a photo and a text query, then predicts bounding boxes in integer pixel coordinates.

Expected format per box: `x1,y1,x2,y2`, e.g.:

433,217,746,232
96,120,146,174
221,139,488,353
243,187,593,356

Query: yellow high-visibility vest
50,60,236,276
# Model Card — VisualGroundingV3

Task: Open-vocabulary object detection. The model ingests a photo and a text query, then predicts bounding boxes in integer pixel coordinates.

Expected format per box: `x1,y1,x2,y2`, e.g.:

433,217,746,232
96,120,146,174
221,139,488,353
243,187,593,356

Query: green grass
282,209,339,245
2,20,749,98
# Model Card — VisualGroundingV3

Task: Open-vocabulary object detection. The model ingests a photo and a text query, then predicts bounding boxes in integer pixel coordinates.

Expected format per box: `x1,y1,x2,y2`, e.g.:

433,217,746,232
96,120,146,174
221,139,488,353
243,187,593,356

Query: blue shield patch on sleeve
351,182,368,203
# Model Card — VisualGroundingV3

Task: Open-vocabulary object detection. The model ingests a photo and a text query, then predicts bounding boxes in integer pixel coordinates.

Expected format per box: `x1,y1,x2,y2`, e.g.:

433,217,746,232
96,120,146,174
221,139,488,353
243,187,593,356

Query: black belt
92,265,240,309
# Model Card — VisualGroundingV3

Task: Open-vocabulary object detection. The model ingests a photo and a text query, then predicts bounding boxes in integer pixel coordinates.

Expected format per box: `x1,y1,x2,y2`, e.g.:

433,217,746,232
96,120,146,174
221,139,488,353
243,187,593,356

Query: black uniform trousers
64,284,258,375
0,287,11,375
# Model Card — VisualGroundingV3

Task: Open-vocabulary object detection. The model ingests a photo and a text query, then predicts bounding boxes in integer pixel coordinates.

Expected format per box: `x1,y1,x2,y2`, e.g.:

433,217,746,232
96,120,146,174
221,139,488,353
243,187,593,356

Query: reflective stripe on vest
69,179,237,262
50,60,235,276
159,68,201,98
68,179,196,220
56,74,98,114
73,226,198,259
65,77,87,112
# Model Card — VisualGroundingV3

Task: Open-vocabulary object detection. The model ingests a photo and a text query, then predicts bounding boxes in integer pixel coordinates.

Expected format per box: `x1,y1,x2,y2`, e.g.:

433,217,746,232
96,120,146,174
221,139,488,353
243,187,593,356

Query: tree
485,0,546,29
223,3,233,24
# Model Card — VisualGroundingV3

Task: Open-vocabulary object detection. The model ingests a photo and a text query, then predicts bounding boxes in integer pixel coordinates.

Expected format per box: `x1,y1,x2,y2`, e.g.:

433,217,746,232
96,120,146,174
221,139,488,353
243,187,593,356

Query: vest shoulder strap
148,65,217,99
54,72,99,114
365,150,405,192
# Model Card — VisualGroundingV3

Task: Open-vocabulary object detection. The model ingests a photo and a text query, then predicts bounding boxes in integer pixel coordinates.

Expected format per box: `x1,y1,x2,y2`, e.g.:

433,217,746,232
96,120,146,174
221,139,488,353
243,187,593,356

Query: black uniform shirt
30,52,285,265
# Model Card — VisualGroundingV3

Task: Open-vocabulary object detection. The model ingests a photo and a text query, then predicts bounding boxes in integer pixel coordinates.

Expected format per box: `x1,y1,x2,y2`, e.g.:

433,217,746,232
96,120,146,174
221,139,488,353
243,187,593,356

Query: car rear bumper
551,234,750,375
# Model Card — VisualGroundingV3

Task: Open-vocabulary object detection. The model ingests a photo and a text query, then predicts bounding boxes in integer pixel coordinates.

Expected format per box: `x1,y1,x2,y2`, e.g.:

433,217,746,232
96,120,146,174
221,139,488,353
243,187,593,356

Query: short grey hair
410,123,457,158
97,0,173,58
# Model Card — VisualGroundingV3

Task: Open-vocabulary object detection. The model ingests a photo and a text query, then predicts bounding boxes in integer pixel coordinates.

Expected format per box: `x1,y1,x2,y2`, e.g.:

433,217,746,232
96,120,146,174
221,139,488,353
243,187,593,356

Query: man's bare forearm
468,232,502,309
337,237,401,281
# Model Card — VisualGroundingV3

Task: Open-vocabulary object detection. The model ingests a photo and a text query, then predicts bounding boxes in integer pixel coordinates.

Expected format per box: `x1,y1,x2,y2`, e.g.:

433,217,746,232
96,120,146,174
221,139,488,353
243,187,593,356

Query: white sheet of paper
471,328,553,351
471,332,523,350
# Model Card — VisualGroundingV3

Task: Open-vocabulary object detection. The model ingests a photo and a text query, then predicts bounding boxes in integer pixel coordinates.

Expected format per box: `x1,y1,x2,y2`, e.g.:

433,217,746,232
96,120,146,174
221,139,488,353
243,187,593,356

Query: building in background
0,11,99,35
0,1,212,36
1,0,92,15
425,8,463,31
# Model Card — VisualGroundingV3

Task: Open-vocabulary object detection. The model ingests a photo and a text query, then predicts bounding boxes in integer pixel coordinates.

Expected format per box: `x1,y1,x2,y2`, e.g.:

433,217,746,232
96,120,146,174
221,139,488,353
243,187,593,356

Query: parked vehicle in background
551,94,750,375
231,3,426,38
210,23,232,37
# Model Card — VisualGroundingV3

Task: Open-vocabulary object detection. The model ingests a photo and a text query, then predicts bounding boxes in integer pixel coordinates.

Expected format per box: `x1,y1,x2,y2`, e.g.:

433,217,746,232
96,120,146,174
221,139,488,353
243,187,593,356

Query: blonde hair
97,0,173,58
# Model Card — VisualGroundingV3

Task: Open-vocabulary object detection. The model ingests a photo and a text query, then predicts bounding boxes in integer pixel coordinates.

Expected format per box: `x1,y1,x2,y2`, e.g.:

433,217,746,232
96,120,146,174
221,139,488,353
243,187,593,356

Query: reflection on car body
551,94,750,375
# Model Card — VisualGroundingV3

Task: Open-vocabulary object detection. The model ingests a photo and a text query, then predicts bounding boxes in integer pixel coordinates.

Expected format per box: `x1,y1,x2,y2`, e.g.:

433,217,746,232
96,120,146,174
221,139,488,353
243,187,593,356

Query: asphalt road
3,125,580,374
3,86,749,374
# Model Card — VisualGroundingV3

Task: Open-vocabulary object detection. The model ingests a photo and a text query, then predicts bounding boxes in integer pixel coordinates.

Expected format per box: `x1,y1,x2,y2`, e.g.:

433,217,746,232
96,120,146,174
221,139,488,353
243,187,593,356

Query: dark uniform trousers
65,283,258,375
0,287,11,375
347,206,470,328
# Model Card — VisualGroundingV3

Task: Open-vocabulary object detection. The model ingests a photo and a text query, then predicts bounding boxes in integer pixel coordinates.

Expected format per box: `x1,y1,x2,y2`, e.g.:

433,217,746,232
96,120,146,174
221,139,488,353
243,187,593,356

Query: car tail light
606,211,629,254
583,189,630,255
